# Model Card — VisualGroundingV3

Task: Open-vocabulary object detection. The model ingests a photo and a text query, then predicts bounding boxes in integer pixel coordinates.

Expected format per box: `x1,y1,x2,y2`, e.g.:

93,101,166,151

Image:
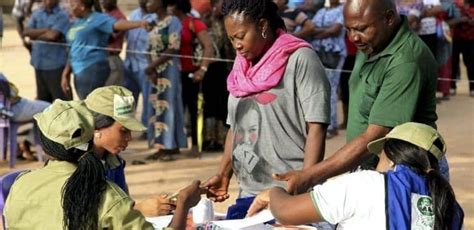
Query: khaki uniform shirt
4,160,154,229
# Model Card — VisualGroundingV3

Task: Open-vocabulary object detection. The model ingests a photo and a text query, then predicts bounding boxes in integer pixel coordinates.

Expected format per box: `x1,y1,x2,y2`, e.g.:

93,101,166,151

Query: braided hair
40,131,106,230
383,139,457,230
221,0,286,33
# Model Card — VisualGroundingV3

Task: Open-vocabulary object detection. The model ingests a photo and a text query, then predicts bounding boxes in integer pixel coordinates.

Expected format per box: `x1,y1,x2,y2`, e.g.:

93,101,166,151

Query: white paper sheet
145,215,173,229
210,209,274,230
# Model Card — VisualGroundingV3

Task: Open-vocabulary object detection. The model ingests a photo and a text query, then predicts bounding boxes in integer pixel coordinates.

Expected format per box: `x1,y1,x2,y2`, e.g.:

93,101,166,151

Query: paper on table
145,215,173,229
210,209,274,230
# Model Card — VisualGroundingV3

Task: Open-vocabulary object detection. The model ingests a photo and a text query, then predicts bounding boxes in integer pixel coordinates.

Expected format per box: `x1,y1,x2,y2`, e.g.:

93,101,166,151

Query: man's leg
45,67,71,101
460,39,474,94
11,98,51,123
35,69,51,102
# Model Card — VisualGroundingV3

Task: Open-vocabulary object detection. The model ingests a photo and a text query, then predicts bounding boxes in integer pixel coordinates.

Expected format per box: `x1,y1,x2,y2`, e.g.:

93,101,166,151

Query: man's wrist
199,66,208,72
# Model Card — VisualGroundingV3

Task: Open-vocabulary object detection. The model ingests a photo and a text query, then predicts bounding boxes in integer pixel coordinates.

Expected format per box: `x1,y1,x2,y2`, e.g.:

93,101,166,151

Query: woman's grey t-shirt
227,47,330,195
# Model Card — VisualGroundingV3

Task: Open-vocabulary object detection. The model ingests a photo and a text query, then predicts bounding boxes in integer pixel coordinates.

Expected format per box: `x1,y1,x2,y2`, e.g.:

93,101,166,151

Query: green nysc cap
33,100,94,150
84,86,146,132
367,122,447,161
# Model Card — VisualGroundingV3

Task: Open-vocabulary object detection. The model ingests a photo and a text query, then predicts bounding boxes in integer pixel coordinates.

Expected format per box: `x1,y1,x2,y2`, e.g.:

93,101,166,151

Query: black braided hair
39,131,106,230
221,0,286,32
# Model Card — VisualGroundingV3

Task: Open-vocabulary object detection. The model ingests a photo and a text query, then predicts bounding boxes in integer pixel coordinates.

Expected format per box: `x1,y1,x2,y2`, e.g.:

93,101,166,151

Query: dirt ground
0,12,473,228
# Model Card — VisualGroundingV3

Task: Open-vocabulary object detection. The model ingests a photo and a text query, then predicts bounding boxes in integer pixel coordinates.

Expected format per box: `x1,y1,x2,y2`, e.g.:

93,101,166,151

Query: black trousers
202,62,229,122
182,71,200,145
452,39,474,91
35,67,71,102
340,55,356,105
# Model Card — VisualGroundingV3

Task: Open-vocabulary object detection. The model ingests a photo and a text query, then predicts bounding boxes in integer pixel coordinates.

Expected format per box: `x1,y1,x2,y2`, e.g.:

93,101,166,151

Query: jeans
325,56,345,131
124,67,151,126
11,98,50,123
74,61,110,99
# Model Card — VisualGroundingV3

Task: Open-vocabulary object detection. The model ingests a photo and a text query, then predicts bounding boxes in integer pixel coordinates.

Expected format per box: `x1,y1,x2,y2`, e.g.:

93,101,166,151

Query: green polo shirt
347,16,438,143
4,160,154,229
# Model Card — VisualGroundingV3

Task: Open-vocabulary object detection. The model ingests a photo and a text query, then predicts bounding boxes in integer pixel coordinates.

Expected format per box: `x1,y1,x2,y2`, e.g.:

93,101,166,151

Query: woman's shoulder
326,170,385,186
288,47,318,63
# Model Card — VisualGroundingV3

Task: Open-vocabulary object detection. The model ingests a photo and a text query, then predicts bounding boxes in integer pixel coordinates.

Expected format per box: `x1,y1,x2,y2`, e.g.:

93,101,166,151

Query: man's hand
191,69,205,83
145,66,158,83
134,194,176,217
202,174,230,202
22,38,32,53
246,189,270,217
272,171,312,195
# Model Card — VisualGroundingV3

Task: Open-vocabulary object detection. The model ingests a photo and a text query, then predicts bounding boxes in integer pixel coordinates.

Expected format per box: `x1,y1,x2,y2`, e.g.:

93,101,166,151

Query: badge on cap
113,95,135,118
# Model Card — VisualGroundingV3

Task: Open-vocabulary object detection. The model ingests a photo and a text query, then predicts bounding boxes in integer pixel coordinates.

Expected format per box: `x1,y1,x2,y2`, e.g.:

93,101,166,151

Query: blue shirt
28,6,69,70
124,8,156,72
311,5,346,55
67,12,116,74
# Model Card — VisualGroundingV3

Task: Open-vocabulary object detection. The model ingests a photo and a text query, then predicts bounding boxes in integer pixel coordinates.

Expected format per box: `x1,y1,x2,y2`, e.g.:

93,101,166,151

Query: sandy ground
0,15,473,228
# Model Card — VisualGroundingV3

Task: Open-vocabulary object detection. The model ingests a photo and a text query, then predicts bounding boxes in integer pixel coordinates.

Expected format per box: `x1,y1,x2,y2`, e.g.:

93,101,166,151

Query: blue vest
385,164,463,229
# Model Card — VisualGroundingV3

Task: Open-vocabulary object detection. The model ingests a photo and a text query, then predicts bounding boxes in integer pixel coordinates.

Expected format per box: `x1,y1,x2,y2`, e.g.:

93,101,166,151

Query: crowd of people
0,0,472,228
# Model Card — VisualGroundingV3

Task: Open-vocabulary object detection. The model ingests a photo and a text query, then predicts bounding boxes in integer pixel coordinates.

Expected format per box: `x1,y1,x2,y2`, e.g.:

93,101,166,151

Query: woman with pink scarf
203,0,330,201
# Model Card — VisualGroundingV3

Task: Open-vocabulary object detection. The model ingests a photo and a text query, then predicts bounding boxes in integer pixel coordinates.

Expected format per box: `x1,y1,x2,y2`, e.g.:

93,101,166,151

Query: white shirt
310,170,386,230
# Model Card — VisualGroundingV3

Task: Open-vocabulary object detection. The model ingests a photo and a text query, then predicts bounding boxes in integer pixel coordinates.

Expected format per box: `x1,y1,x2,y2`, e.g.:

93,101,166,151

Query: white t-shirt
310,170,386,230
418,0,441,35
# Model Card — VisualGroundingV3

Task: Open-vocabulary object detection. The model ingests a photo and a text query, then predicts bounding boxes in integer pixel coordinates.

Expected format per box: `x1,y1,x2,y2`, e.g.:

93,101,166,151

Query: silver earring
261,31,267,39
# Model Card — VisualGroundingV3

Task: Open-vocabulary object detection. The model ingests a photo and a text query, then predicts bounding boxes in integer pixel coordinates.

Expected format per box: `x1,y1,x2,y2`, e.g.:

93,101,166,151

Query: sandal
158,153,175,162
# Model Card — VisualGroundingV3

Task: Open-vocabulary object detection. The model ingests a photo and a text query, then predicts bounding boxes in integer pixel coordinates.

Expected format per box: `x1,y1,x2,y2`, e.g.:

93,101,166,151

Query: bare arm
218,129,234,178
61,62,72,95
303,122,327,169
24,28,62,42
192,29,214,82
14,16,26,39
275,124,390,194
294,20,315,39
148,48,178,69
38,30,62,41
269,187,321,225
113,20,148,32
304,124,390,186
23,28,49,39
203,129,234,202
312,23,343,40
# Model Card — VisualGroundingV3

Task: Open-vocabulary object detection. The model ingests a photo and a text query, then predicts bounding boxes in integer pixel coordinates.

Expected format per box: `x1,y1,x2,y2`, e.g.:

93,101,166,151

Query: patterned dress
148,15,187,149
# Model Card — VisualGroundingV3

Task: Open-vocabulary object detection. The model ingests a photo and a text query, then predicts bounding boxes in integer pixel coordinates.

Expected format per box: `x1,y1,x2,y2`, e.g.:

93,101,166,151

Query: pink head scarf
227,29,312,97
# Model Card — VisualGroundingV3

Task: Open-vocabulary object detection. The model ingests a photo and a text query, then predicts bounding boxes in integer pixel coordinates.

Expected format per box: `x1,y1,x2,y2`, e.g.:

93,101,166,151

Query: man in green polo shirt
273,0,444,194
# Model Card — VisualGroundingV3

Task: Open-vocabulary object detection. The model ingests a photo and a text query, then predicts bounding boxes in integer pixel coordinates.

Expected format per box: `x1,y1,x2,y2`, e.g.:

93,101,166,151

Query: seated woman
248,122,464,229
0,72,50,160
85,86,176,216
4,100,203,229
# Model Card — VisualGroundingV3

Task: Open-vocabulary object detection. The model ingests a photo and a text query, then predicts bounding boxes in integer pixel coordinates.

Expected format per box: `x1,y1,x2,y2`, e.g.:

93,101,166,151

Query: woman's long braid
40,132,106,230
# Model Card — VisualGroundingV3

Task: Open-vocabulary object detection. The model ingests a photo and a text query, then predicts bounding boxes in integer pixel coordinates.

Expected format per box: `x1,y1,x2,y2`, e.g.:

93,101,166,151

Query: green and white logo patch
411,193,434,229
113,95,135,118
